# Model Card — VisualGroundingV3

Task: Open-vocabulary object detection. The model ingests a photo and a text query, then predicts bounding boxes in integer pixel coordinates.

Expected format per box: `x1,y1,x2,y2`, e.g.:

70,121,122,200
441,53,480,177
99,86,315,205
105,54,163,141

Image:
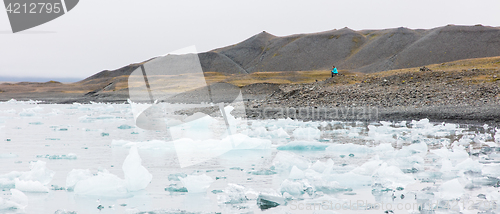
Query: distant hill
200,25,500,74
3,24,500,104
78,25,500,83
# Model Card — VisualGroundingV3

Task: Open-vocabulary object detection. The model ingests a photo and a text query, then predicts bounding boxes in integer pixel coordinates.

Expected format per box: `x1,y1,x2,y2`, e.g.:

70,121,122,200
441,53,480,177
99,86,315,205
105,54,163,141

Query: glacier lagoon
1,100,500,213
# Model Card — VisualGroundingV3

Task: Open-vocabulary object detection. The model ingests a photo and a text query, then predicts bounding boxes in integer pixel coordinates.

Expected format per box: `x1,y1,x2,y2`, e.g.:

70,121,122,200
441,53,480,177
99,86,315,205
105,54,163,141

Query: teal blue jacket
332,67,338,74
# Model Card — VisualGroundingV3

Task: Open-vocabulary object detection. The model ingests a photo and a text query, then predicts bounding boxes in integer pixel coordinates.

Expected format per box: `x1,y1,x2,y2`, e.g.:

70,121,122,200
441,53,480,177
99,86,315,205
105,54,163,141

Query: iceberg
279,179,313,197
372,163,416,189
179,174,214,194
66,169,92,191
0,189,28,210
257,193,285,210
438,179,465,200
0,161,55,192
310,159,334,173
218,183,247,204
20,161,55,185
272,151,310,172
288,166,305,180
122,146,153,191
70,146,152,197
73,170,128,197
293,127,321,140
15,178,49,193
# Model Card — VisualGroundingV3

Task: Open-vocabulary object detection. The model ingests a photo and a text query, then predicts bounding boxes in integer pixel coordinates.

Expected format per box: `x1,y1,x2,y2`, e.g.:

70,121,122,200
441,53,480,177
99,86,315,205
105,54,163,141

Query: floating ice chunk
15,178,49,193
71,146,151,196
8,189,28,209
373,143,395,153
174,138,231,168
169,113,219,140
168,173,187,181
0,171,24,189
455,135,472,146
118,125,134,129
244,189,259,200
226,134,271,150
431,146,469,165
165,184,187,193
495,128,500,143
257,193,285,210
0,189,28,210
279,179,313,197
482,164,500,177
73,170,128,197
310,159,334,173
179,174,214,194
351,158,383,176
440,159,454,173
372,163,415,189
66,169,92,191
251,127,268,138
288,166,305,180
326,143,373,155
454,158,482,173
269,128,290,139
293,127,321,140
122,146,152,191
272,151,310,172
410,118,431,129
174,134,270,168
218,183,247,204
438,179,464,200
367,125,397,143
277,141,328,151
0,153,17,158
397,141,428,157
20,161,54,185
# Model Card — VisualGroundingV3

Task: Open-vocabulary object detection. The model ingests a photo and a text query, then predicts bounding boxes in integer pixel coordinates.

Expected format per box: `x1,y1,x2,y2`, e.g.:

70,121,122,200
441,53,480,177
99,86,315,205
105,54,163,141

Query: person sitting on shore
331,66,338,77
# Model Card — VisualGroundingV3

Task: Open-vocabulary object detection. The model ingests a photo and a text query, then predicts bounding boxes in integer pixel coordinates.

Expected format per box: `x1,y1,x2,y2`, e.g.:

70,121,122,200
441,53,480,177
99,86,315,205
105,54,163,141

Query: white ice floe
174,133,271,168
288,166,305,180
0,189,28,210
217,183,247,204
179,174,214,193
0,161,55,192
66,169,92,191
272,151,310,172
70,146,152,197
310,159,334,173
438,179,465,200
15,178,49,193
372,163,416,189
73,170,128,197
293,127,321,140
123,146,153,191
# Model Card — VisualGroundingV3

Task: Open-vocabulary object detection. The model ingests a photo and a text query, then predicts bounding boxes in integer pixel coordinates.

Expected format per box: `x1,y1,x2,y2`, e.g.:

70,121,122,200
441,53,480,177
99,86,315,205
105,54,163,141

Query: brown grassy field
203,56,500,87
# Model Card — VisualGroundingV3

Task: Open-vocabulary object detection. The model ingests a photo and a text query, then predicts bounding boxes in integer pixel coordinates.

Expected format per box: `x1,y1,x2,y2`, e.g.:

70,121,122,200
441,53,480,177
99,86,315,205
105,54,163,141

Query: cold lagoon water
1,100,500,213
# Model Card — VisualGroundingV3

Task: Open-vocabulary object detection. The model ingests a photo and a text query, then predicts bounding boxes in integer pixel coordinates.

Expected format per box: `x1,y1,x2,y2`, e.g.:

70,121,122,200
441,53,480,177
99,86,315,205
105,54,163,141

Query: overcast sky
1,0,499,81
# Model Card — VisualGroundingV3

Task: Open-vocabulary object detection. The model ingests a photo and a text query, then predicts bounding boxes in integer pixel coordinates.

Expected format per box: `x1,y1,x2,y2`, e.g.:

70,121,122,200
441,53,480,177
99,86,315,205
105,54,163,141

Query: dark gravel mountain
202,25,500,73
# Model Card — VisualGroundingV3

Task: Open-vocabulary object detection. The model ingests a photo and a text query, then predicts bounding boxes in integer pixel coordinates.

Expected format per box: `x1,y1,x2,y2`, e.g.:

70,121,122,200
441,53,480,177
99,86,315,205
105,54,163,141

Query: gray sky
1,0,499,81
